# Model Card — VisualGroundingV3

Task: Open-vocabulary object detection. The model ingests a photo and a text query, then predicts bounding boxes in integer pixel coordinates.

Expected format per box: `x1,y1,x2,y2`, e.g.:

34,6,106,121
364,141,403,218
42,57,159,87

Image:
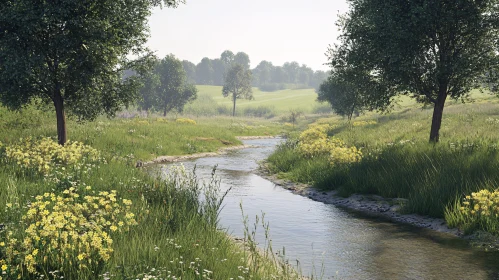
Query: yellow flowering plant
4,137,102,179
176,118,197,125
298,124,362,165
0,186,137,279
453,189,499,234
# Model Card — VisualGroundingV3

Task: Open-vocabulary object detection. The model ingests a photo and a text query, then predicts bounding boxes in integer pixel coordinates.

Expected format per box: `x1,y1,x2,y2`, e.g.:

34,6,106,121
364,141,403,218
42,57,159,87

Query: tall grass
266,101,499,235
0,106,302,279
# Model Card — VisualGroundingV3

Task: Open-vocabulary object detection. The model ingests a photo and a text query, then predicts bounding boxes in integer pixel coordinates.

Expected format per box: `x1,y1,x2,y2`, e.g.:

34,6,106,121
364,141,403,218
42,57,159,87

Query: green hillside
190,85,321,114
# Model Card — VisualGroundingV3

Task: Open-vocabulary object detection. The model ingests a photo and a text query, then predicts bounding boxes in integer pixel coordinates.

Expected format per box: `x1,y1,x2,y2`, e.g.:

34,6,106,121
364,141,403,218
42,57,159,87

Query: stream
152,138,499,279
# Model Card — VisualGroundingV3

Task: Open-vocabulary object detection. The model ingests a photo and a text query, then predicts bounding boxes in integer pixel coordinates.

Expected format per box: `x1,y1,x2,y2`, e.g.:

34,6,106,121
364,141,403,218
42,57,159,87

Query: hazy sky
147,0,349,71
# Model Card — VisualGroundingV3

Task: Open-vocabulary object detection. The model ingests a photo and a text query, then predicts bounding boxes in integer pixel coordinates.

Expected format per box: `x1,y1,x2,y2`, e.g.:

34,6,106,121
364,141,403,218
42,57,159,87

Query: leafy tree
253,61,273,88
220,50,235,68
182,60,197,84
0,0,183,145
311,70,328,90
138,63,161,112
318,67,391,120
222,64,253,116
211,58,225,86
299,64,314,86
155,55,197,116
331,0,499,142
234,52,251,70
196,57,214,85
283,62,300,83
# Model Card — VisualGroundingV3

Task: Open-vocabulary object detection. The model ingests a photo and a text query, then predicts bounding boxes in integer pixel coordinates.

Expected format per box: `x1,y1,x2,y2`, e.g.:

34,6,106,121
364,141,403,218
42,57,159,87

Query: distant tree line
181,50,329,91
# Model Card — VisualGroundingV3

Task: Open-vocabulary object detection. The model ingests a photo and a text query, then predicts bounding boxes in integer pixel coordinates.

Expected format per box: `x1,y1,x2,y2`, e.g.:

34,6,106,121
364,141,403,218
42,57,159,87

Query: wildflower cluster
298,124,362,165
176,118,197,125
4,137,101,175
352,120,377,127
460,189,499,219
155,118,169,123
0,187,137,278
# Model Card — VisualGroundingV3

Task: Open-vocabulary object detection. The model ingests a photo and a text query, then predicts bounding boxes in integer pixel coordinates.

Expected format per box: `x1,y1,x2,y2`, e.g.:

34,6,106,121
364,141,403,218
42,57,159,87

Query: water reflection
154,138,499,279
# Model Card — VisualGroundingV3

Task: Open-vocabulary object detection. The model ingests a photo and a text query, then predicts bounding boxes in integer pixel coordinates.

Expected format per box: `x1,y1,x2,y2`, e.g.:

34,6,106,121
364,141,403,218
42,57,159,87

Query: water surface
155,138,499,279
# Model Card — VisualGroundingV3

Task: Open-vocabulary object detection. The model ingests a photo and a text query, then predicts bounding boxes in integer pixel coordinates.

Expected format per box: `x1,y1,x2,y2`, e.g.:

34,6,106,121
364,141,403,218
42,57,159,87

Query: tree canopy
0,0,184,145
328,0,499,142
222,64,253,117
138,55,197,116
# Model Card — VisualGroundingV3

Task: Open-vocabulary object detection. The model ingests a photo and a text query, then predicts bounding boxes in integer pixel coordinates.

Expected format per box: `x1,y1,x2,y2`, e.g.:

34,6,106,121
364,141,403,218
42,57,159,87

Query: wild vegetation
0,105,303,279
267,98,499,236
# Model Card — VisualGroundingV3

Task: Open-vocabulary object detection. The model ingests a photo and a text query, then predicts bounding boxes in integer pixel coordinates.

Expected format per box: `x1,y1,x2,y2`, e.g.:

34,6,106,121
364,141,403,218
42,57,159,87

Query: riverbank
259,165,499,251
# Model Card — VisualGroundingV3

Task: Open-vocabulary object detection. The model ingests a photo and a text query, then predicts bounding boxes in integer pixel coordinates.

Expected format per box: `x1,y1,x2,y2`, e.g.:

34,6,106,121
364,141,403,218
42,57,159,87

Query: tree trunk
429,90,448,143
232,94,237,117
53,91,67,146
163,107,167,117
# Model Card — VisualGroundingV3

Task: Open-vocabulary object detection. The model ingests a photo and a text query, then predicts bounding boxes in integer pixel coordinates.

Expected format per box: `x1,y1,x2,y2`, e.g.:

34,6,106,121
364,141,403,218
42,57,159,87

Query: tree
0,0,183,145
220,50,235,68
154,55,197,116
211,58,225,86
182,60,197,84
317,67,392,120
138,63,161,112
196,57,214,85
253,61,273,87
283,62,300,83
331,0,499,142
234,52,251,70
222,64,253,117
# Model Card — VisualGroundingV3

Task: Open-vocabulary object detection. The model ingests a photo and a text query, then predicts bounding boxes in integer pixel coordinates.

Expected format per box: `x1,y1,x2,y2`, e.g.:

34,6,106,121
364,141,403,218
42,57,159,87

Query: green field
185,85,322,115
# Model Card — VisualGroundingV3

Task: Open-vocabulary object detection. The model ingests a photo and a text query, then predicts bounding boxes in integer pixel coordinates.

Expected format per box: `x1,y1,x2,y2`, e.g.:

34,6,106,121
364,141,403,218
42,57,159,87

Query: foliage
318,67,393,120
140,55,198,116
222,64,254,116
0,0,182,144
0,187,137,279
330,0,499,142
4,137,101,180
297,124,362,165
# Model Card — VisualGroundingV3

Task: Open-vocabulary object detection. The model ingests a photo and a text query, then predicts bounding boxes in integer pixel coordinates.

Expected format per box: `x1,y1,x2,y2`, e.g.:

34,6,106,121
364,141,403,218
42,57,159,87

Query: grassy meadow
0,105,303,279
267,92,499,236
183,85,328,117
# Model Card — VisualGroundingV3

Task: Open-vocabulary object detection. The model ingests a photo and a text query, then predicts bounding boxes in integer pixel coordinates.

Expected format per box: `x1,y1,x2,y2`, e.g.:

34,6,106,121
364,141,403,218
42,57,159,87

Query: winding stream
153,138,499,279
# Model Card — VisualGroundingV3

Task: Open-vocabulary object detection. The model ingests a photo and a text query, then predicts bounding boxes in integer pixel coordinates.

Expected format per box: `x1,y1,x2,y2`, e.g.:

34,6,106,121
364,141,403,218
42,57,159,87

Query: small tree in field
0,0,183,145
222,64,253,117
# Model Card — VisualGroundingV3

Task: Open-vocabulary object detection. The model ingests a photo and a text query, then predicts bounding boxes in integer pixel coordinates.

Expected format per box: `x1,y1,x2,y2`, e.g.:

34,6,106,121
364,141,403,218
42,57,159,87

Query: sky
146,0,350,71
